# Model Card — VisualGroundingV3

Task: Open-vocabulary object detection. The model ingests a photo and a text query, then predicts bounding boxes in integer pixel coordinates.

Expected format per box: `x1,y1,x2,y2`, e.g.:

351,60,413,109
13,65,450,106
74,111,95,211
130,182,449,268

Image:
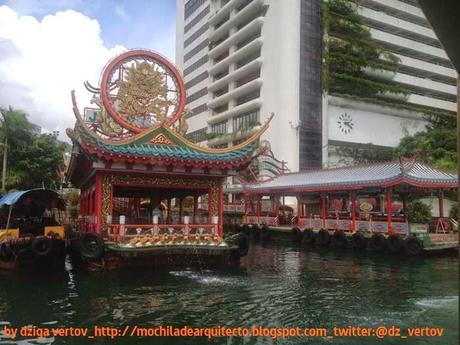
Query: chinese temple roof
66,49,272,185
244,161,458,193
68,117,267,169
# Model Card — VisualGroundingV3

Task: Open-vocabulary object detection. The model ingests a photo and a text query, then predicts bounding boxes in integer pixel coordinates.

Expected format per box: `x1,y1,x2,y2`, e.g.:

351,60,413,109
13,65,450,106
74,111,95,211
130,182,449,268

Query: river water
0,241,458,345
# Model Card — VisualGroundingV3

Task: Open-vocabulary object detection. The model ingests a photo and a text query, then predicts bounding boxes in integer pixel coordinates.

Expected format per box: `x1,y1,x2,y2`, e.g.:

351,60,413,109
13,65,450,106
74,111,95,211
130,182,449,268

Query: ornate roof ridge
70,89,273,155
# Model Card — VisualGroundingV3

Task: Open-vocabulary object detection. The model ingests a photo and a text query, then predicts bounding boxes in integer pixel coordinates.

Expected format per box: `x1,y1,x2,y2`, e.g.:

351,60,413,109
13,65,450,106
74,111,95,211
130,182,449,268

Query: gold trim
160,113,274,154
71,90,273,154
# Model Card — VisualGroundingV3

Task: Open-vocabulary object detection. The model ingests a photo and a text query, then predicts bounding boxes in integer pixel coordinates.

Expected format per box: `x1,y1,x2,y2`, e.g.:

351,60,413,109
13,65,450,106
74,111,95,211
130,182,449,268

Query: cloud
0,5,125,140
114,4,128,21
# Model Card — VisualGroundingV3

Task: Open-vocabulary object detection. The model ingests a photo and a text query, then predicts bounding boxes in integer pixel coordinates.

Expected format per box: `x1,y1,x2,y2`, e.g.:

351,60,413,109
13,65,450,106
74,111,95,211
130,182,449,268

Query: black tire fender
331,230,348,249
31,236,54,257
291,227,301,243
301,229,316,245
404,236,423,256
260,225,271,241
316,229,331,246
387,234,403,253
78,232,105,261
369,234,387,252
237,233,250,257
351,232,367,250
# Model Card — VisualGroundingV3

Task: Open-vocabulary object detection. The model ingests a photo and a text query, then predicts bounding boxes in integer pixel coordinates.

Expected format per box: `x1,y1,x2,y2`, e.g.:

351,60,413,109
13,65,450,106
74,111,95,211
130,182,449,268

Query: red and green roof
244,161,458,194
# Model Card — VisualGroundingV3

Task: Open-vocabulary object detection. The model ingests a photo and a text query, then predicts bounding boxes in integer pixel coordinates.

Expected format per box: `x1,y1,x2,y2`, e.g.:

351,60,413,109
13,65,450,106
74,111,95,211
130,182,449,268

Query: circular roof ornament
100,49,186,133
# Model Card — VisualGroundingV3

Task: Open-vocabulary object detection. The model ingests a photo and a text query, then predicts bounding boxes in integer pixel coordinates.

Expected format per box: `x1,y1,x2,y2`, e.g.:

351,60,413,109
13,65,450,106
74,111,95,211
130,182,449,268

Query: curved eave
70,90,273,155
243,176,458,194
80,141,254,170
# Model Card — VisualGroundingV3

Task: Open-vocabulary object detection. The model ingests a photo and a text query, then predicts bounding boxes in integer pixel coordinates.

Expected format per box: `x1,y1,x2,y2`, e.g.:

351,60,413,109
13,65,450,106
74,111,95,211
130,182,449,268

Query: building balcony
392,72,457,96
207,78,262,109
361,0,426,21
208,58,262,92
359,6,436,41
370,28,449,61
207,99,262,125
394,54,457,80
207,125,261,147
209,0,267,42
208,17,264,59
209,37,263,75
406,94,457,112
362,67,396,81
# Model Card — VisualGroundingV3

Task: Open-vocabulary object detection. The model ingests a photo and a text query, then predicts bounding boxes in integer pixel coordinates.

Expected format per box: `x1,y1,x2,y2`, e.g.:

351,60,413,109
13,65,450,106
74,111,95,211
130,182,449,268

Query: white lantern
153,215,159,224
212,216,219,225
183,216,190,224
106,215,113,224
120,215,126,225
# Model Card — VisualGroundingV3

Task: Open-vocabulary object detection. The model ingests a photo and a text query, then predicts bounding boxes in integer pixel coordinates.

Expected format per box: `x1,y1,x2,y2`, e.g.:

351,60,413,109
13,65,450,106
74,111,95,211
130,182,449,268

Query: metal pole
1,136,7,193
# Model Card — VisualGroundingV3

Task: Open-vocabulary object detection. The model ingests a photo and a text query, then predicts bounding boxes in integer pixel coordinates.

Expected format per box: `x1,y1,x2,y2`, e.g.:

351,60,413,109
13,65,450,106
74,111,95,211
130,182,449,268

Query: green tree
394,118,457,171
0,106,40,192
0,106,65,191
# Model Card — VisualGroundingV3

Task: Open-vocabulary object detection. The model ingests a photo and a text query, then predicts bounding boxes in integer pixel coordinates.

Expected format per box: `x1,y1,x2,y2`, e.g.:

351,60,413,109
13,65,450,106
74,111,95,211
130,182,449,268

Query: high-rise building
175,0,457,173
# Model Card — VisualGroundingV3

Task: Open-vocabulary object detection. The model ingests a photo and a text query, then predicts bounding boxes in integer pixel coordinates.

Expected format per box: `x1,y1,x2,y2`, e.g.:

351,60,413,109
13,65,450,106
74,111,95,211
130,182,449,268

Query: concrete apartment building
175,0,457,173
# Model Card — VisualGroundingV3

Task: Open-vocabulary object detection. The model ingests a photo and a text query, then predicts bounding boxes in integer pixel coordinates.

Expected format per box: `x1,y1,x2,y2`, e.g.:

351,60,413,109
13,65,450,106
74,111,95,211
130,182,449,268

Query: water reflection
0,242,458,344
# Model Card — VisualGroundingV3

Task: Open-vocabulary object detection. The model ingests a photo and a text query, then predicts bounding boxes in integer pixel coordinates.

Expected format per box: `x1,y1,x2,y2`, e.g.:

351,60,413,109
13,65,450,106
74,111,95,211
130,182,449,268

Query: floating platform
240,225,458,255
69,232,249,271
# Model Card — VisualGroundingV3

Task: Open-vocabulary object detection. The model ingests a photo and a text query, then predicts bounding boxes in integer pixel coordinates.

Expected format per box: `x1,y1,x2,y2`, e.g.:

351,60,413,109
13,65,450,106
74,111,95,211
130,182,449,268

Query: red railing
106,223,219,243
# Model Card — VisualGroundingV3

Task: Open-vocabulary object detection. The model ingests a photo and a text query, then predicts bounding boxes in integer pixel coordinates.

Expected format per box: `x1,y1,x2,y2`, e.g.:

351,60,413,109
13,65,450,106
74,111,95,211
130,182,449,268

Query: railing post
351,191,356,233
386,189,393,234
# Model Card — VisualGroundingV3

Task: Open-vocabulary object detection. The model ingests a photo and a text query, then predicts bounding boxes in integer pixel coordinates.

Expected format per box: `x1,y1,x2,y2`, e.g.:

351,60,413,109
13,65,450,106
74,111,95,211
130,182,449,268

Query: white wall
327,99,427,148
260,0,301,172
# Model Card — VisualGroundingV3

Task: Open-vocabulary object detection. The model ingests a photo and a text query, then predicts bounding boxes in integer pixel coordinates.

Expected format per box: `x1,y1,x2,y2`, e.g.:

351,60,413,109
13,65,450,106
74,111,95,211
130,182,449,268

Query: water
0,242,458,344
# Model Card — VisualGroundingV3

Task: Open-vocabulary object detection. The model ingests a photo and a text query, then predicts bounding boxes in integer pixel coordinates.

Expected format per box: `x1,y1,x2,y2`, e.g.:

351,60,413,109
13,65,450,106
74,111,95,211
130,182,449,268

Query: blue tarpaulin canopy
0,189,66,210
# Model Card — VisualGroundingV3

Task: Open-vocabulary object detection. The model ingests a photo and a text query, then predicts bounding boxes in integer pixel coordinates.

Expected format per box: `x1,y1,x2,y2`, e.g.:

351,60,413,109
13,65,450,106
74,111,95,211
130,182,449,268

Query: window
236,30,261,50
211,121,227,134
213,104,228,114
185,71,208,89
184,6,210,33
185,0,206,19
186,128,207,143
236,49,261,68
236,90,260,105
213,68,229,81
233,110,259,131
186,87,208,104
184,39,208,62
213,86,228,98
184,55,209,76
235,70,260,87
184,23,209,48
186,103,208,119
214,51,229,63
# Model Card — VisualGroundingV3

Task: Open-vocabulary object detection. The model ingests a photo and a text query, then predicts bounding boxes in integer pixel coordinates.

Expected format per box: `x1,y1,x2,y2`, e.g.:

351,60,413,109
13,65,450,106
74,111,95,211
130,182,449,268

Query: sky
0,0,176,141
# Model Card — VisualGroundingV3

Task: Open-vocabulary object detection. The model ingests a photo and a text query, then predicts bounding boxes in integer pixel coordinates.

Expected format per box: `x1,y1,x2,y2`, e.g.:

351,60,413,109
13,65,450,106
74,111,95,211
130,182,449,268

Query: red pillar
351,191,357,232
193,196,198,224
321,193,327,228
217,182,223,236
296,195,302,226
439,190,444,218
95,173,103,233
386,189,392,234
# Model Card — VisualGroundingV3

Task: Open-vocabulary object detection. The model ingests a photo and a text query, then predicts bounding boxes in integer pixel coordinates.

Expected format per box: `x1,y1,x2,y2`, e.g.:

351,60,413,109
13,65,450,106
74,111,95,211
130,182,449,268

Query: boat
240,160,458,255
0,189,67,270
65,49,261,270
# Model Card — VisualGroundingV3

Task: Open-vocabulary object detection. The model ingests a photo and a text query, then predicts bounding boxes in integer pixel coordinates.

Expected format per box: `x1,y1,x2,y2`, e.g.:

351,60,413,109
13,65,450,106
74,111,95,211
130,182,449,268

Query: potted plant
407,201,432,233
